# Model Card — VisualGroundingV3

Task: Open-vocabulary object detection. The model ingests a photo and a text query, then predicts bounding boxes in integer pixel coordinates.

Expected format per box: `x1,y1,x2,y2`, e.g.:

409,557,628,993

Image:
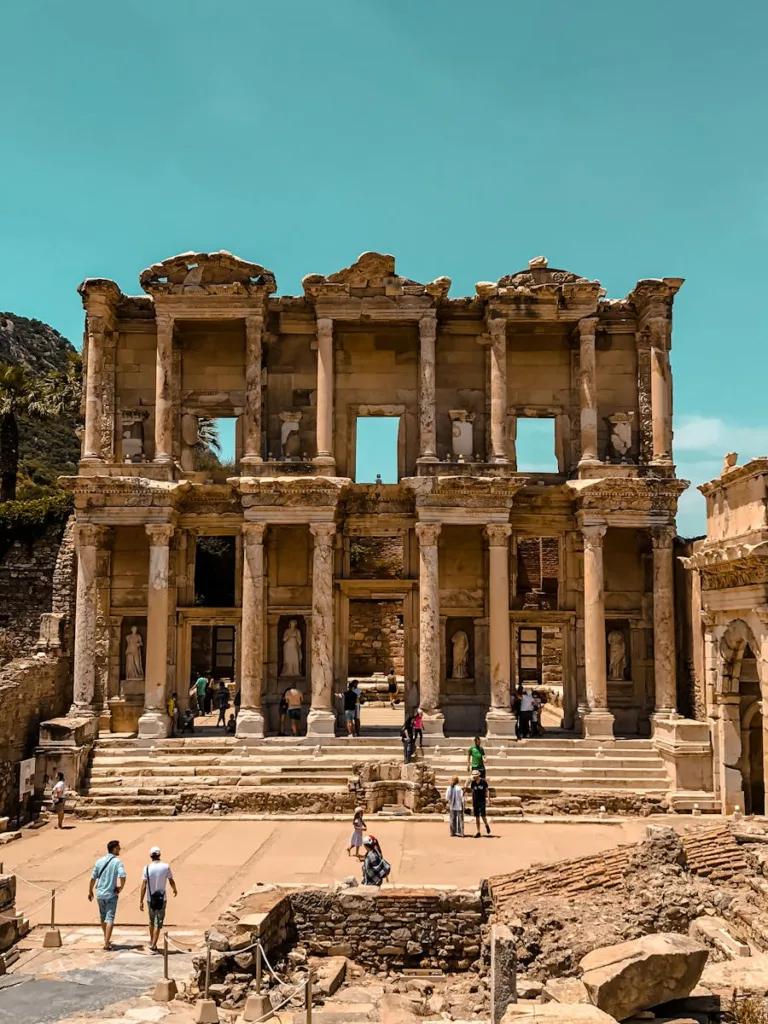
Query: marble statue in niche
281,618,303,677
125,625,144,680
449,410,475,459
607,629,627,681
451,629,470,679
280,412,302,459
121,409,149,463
608,412,634,461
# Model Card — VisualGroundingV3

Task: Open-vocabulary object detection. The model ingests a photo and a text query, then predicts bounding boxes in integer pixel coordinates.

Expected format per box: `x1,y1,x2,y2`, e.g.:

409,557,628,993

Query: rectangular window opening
355,416,399,483
193,416,238,478
194,535,236,607
516,417,558,473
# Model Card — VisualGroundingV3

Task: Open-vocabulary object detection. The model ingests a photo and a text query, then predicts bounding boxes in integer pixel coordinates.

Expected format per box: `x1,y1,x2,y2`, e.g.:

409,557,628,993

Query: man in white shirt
445,776,465,837
519,688,534,738
139,846,178,952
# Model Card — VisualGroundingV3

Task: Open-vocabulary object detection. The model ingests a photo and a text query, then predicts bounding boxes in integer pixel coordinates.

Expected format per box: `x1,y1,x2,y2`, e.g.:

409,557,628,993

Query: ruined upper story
75,250,684,487
697,456,768,547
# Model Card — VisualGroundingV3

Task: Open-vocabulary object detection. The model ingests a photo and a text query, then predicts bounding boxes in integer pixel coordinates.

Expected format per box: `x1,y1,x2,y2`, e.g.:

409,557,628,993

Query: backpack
146,865,165,911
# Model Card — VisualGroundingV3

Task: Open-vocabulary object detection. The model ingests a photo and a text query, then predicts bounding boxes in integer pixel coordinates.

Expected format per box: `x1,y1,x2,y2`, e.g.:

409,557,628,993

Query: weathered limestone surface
501,1004,616,1024
416,523,441,722
238,523,265,736
308,523,335,734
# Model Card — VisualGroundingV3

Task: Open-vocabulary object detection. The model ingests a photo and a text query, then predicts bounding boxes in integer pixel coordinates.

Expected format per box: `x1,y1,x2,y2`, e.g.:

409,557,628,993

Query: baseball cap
150,846,161,857
362,836,375,847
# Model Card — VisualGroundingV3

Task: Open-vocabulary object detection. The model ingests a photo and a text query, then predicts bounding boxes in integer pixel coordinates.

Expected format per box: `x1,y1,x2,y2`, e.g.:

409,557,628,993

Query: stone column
241,315,264,471
82,318,105,464
237,523,266,737
649,318,673,465
154,314,174,465
652,526,677,716
578,317,600,466
416,523,444,734
307,523,336,735
488,318,508,463
485,525,515,735
313,318,335,471
417,315,438,463
70,524,104,716
581,523,614,738
138,524,175,738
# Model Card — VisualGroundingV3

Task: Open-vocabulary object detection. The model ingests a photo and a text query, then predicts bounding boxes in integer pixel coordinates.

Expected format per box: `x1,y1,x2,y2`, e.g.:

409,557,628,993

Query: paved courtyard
1,816,663,929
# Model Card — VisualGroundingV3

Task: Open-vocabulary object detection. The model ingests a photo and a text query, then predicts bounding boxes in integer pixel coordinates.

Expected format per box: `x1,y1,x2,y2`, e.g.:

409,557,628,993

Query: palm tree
196,416,222,458
0,357,83,501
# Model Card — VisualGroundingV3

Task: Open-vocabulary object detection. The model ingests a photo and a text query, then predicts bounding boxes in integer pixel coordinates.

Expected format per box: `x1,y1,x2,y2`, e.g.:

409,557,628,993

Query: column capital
146,523,175,546
74,523,109,549
316,317,333,341
155,312,175,333
578,316,598,341
242,522,267,544
419,315,437,341
310,522,336,543
244,313,264,331
486,316,507,342
582,522,607,549
415,523,441,546
651,525,676,549
485,524,512,546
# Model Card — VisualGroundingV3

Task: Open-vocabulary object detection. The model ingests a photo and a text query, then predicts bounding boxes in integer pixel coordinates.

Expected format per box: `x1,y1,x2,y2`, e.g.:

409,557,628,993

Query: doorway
347,598,405,734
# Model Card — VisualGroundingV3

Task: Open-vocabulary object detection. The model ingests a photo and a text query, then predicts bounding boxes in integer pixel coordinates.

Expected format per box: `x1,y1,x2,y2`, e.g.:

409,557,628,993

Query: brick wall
348,600,404,676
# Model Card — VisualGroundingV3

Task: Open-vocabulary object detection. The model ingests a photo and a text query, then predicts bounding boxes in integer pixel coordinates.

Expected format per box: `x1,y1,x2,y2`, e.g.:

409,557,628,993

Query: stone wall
348,600,404,676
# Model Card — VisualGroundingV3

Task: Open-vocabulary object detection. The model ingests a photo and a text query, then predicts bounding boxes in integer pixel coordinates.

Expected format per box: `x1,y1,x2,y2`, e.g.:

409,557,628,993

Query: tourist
338,680,359,736
531,691,543,736
348,806,366,859
387,667,397,709
225,712,237,734
412,707,424,751
88,839,127,951
519,687,534,738
361,836,391,886
513,684,523,740
286,685,303,735
470,769,491,837
445,776,465,837
194,672,208,716
51,771,66,829
180,707,195,734
400,716,415,763
139,845,178,953
467,736,486,778
353,679,362,736
215,680,229,727
234,688,241,719
278,687,290,735
167,692,179,736
204,677,215,716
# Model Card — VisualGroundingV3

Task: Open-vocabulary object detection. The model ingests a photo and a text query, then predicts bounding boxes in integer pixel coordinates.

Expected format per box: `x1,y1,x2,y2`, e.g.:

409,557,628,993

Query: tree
0,356,82,501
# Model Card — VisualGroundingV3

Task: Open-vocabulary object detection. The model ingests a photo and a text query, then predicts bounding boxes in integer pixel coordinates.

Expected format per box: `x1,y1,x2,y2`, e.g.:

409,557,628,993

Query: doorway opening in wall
355,417,399,483
191,416,238,481
516,417,558,474
739,645,764,815
346,598,405,736
189,623,237,733
195,536,236,607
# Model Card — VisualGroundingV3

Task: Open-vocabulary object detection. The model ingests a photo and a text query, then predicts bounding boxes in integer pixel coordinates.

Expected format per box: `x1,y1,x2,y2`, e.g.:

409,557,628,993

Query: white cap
150,846,161,857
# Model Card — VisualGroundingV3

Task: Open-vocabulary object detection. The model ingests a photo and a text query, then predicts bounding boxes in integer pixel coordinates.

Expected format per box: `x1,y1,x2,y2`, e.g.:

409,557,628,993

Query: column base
306,709,336,736
240,456,264,474
652,708,679,725
581,709,615,740
578,457,602,468
420,711,445,737
485,710,517,737
137,709,170,739
488,455,509,465
236,708,265,738
312,454,336,473
416,454,439,465
68,704,99,719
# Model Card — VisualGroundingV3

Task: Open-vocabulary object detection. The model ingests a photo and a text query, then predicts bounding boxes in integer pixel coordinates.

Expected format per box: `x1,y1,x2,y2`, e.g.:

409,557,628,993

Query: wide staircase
71,734,673,819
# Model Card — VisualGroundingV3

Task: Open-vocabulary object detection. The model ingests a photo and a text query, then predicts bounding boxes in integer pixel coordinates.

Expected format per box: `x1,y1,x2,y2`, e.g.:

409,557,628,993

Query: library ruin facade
65,249,690,742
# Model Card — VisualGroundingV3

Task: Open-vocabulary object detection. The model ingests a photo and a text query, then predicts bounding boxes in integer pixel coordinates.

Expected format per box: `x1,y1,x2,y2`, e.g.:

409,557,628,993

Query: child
348,806,366,858
412,707,424,750
225,712,237,735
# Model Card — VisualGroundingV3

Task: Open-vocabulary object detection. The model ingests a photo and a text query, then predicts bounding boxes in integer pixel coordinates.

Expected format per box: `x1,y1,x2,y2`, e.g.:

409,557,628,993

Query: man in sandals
88,839,126,951
139,845,178,952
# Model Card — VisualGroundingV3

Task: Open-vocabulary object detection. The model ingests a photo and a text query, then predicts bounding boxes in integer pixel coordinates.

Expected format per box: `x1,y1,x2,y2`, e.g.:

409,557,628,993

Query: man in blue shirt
88,839,127,950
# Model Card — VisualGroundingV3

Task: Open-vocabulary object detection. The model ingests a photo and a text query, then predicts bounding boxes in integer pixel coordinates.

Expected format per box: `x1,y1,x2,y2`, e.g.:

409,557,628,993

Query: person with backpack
361,835,391,886
139,846,178,952
88,839,127,951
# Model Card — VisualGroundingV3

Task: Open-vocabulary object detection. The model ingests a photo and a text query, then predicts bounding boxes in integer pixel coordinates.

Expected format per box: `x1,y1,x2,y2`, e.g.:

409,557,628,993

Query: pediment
303,251,450,300
140,251,276,295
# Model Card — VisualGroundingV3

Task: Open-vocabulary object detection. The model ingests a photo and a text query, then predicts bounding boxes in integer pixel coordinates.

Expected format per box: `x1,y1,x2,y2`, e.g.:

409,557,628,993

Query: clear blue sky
2,0,766,534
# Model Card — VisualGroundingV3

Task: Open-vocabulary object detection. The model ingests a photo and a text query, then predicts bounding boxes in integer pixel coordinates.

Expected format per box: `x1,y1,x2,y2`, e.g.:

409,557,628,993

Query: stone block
501,1004,617,1024
580,933,709,1021
241,992,272,1021
699,953,768,999
153,976,178,1002
315,955,347,996
543,977,591,1004
690,915,750,958
491,923,517,1024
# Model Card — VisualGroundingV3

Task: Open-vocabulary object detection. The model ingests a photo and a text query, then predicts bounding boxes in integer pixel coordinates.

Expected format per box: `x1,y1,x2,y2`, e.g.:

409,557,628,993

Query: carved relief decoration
302,251,450,300
140,251,276,295
701,558,768,591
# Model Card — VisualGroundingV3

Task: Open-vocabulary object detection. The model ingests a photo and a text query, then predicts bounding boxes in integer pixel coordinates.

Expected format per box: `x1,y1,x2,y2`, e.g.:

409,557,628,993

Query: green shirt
195,676,208,696
468,744,485,769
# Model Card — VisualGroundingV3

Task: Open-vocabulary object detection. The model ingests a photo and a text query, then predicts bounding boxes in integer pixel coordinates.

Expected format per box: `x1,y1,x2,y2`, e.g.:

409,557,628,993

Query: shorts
288,709,301,721
344,710,356,721
97,895,118,924
148,901,166,929
472,796,487,818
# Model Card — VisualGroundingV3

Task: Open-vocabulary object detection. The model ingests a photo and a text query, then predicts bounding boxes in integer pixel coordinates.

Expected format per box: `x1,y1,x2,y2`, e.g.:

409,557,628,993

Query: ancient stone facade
64,250,689,740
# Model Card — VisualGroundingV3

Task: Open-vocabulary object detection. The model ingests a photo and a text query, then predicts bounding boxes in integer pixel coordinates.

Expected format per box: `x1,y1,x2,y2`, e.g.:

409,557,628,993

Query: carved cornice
139,251,276,296
567,477,688,516
232,475,351,510
302,251,450,303
699,457,768,498
699,558,768,592
403,474,526,511
681,535,768,571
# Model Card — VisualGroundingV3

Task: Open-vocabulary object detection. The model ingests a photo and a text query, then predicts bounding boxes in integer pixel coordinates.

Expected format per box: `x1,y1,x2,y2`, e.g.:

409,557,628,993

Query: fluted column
313,318,335,471
416,523,444,733
652,526,678,716
237,523,266,736
578,317,600,466
154,314,174,465
71,524,105,716
581,523,614,738
486,524,516,735
82,318,105,464
649,317,673,465
307,522,336,735
242,315,264,470
488,318,508,463
417,315,438,463
138,524,174,738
